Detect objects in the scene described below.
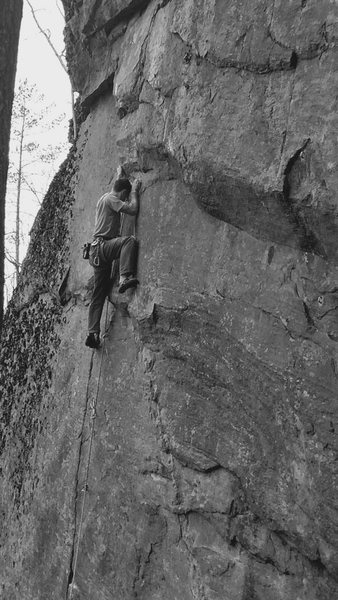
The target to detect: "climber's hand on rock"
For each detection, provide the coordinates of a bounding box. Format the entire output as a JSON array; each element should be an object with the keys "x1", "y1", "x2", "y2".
[
  {"x1": 116, "y1": 165, "x2": 124, "y2": 179},
  {"x1": 132, "y1": 178, "x2": 141, "y2": 193}
]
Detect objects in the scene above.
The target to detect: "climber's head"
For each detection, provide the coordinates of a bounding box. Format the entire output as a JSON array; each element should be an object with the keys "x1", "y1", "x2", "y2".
[{"x1": 113, "y1": 178, "x2": 132, "y2": 201}]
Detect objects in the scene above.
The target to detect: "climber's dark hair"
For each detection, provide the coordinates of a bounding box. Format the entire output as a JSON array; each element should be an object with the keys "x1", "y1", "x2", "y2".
[{"x1": 113, "y1": 178, "x2": 132, "y2": 195}]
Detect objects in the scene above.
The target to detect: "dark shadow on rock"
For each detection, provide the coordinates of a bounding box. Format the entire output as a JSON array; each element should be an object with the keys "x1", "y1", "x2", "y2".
[
  {"x1": 58, "y1": 267, "x2": 72, "y2": 306},
  {"x1": 184, "y1": 150, "x2": 338, "y2": 261},
  {"x1": 83, "y1": 0, "x2": 152, "y2": 37},
  {"x1": 189, "y1": 167, "x2": 302, "y2": 249},
  {"x1": 283, "y1": 140, "x2": 337, "y2": 260}
]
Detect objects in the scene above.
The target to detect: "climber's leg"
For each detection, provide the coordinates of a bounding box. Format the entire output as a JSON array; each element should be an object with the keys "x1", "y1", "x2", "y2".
[
  {"x1": 101, "y1": 236, "x2": 138, "y2": 277},
  {"x1": 87, "y1": 265, "x2": 111, "y2": 336},
  {"x1": 119, "y1": 236, "x2": 138, "y2": 278},
  {"x1": 102, "y1": 236, "x2": 138, "y2": 292}
]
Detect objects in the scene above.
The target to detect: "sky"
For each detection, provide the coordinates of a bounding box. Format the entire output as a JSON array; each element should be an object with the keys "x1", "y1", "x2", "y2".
[
  {"x1": 17, "y1": 0, "x2": 71, "y2": 111},
  {"x1": 5, "y1": 0, "x2": 72, "y2": 304}
]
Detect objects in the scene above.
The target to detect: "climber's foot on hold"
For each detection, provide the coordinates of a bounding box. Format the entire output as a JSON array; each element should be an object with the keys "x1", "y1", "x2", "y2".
[
  {"x1": 118, "y1": 274, "x2": 139, "y2": 294},
  {"x1": 85, "y1": 332, "x2": 100, "y2": 349}
]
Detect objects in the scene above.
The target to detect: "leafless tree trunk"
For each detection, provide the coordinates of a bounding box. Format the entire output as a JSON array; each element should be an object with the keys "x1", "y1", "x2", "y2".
[
  {"x1": 15, "y1": 107, "x2": 26, "y2": 285},
  {"x1": 0, "y1": 0, "x2": 23, "y2": 330}
]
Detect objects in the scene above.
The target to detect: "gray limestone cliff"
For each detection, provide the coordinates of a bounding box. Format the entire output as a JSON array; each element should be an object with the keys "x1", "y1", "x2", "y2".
[{"x1": 1, "y1": 1, "x2": 338, "y2": 599}]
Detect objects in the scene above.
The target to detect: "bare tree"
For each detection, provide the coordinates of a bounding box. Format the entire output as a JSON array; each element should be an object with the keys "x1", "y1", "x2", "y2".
[
  {"x1": 26, "y1": 0, "x2": 77, "y2": 138},
  {"x1": 10, "y1": 81, "x2": 40, "y2": 284},
  {"x1": 6, "y1": 80, "x2": 67, "y2": 292},
  {"x1": 0, "y1": 0, "x2": 23, "y2": 330}
]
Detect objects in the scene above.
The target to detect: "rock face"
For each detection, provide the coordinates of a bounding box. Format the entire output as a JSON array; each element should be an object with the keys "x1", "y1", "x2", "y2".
[{"x1": 1, "y1": 1, "x2": 338, "y2": 599}]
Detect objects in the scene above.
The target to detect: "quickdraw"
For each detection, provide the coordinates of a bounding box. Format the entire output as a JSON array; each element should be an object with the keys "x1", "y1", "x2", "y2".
[{"x1": 89, "y1": 237, "x2": 103, "y2": 268}]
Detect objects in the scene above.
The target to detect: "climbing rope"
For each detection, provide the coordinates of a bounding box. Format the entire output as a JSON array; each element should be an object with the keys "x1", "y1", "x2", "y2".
[{"x1": 68, "y1": 299, "x2": 110, "y2": 599}]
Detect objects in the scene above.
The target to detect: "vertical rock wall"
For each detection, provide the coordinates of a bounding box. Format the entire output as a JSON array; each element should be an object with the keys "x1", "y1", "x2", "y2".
[{"x1": 1, "y1": 1, "x2": 338, "y2": 599}]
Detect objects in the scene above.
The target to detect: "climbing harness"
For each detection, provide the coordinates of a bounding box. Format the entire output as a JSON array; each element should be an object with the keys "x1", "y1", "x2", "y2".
[
  {"x1": 89, "y1": 237, "x2": 103, "y2": 268},
  {"x1": 82, "y1": 238, "x2": 103, "y2": 266},
  {"x1": 82, "y1": 242, "x2": 91, "y2": 260}
]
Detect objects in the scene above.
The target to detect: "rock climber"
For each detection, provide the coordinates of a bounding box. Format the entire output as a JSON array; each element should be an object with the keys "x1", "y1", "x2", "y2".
[{"x1": 85, "y1": 166, "x2": 141, "y2": 349}]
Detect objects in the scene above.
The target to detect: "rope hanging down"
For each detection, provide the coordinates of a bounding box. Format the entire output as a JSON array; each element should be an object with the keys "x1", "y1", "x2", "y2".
[{"x1": 68, "y1": 300, "x2": 109, "y2": 600}]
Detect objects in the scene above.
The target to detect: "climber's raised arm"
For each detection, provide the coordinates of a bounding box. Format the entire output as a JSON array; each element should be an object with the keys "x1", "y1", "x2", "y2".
[{"x1": 119, "y1": 179, "x2": 140, "y2": 216}]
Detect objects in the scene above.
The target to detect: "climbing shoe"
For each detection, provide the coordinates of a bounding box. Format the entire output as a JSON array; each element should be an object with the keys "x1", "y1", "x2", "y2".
[
  {"x1": 118, "y1": 276, "x2": 139, "y2": 294},
  {"x1": 85, "y1": 332, "x2": 100, "y2": 349}
]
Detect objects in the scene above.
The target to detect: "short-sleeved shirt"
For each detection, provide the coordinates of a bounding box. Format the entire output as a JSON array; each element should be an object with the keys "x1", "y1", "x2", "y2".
[{"x1": 93, "y1": 192, "x2": 124, "y2": 239}]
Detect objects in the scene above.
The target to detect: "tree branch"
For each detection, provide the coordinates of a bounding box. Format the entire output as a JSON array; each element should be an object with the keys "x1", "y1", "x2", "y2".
[
  {"x1": 25, "y1": 0, "x2": 78, "y2": 139},
  {"x1": 26, "y1": 0, "x2": 68, "y2": 74},
  {"x1": 56, "y1": 0, "x2": 64, "y2": 19},
  {"x1": 5, "y1": 251, "x2": 21, "y2": 269},
  {"x1": 21, "y1": 174, "x2": 42, "y2": 205}
]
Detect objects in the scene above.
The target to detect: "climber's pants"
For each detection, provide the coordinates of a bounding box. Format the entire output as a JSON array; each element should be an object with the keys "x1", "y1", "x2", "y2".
[{"x1": 88, "y1": 236, "x2": 138, "y2": 334}]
